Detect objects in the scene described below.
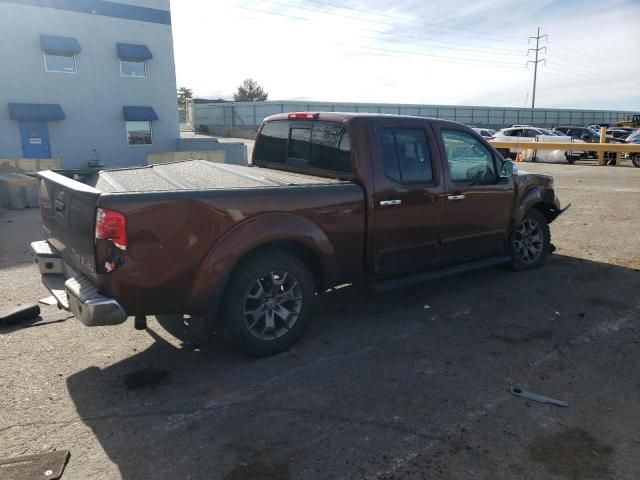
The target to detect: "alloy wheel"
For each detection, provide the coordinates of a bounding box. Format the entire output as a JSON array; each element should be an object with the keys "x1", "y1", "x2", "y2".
[
  {"x1": 243, "y1": 271, "x2": 303, "y2": 340},
  {"x1": 512, "y1": 218, "x2": 544, "y2": 264}
]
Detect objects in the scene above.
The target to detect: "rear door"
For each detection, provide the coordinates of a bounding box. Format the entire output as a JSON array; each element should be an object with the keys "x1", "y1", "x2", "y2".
[
  {"x1": 39, "y1": 171, "x2": 101, "y2": 279},
  {"x1": 434, "y1": 126, "x2": 515, "y2": 261},
  {"x1": 371, "y1": 123, "x2": 446, "y2": 274}
]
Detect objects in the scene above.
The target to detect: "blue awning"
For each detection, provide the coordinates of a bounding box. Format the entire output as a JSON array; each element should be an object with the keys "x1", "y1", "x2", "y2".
[
  {"x1": 123, "y1": 106, "x2": 158, "y2": 121},
  {"x1": 117, "y1": 43, "x2": 152, "y2": 61},
  {"x1": 40, "y1": 34, "x2": 81, "y2": 54},
  {"x1": 8, "y1": 103, "x2": 65, "y2": 121}
]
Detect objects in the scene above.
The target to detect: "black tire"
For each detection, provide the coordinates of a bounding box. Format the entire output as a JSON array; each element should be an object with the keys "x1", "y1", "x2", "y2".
[
  {"x1": 222, "y1": 249, "x2": 315, "y2": 356},
  {"x1": 510, "y1": 209, "x2": 551, "y2": 271},
  {"x1": 632, "y1": 154, "x2": 640, "y2": 168}
]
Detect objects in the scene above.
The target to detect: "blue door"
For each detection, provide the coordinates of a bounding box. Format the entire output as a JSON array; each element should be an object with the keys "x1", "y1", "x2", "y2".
[{"x1": 20, "y1": 121, "x2": 51, "y2": 158}]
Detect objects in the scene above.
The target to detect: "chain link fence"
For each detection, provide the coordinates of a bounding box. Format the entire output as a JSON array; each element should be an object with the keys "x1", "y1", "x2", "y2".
[{"x1": 191, "y1": 100, "x2": 638, "y2": 132}]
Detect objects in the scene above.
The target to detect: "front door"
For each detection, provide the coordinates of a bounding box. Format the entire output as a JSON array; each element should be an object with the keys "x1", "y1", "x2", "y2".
[
  {"x1": 372, "y1": 124, "x2": 446, "y2": 274},
  {"x1": 20, "y1": 121, "x2": 51, "y2": 158},
  {"x1": 435, "y1": 127, "x2": 515, "y2": 261}
]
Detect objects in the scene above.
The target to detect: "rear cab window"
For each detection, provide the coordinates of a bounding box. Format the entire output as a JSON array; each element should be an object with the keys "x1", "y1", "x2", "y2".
[
  {"x1": 376, "y1": 127, "x2": 433, "y2": 183},
  {"x1": 254, "y1": 120, "x2": 352, "y2": 175}
]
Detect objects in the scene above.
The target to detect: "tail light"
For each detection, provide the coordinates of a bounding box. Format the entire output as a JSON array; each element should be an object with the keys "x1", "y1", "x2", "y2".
[
  {"x1": 288, "y1": 112, "x2": 319, "y2": 119},
  {"x1": 95, "y1": 208, "x2": 127, "y2": 250}
]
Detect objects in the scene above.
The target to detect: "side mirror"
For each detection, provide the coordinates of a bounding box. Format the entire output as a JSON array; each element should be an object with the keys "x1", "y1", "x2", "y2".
[{"x1": 500, "y1": 160, "x2": 516, "y2": 178}]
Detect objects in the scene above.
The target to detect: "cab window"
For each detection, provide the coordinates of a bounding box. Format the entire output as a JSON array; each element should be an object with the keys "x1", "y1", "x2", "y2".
[
  {"x1": 376, "y1": 127, "x2": 433, "y2": 183},
  {"x1": 440, "y1": 130, "x2": 496, "y2": 182}
]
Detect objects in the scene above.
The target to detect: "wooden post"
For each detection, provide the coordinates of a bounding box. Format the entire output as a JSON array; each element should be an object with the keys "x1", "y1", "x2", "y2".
[{"x1": 597, "y1": 127, "x2": 607, "y2": 165}]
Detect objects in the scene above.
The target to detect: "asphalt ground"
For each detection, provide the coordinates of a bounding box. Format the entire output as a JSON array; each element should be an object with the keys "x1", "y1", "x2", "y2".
[{"x1": 0, "y1": 162, "x2": 639, "y2": 480}]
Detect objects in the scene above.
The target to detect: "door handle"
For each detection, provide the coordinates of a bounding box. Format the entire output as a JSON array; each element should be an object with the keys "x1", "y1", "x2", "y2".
[
  {"x1": 447, "y1": 194, "x2": 466, "y2": 201},
  {"x1": 379, "y1": 199, "x2": 402, "y2": 207}
]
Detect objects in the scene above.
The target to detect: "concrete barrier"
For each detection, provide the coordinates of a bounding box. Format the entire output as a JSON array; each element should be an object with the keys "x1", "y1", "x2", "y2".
[
  {"x1": 148, "y1": 150, "x2": 226, "y2": 165},
  {"x1": 177, "y1": 138, "x2": 248, "y2": 165},
  {"x1": 0, "y1": 173, "x2": 39, "y2": 209},
  {"x1": 0, "y1": 158, "x2": 60, "y2": 173}
]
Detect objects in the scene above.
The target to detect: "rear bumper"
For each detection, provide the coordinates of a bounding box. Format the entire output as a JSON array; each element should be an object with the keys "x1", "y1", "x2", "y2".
[{"x1": 30, "y1": 240, "x2": 127, "y2": 326}]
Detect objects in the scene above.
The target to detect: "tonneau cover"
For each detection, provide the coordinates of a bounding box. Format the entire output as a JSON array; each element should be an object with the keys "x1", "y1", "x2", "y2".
[{"x1": 87, "y1": 160, "x2": 347, "y2": 193}]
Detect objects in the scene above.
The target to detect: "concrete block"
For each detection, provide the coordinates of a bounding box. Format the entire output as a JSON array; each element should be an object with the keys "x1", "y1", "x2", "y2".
[
  {"x1": 0, "y1": 158, "x2": 60, "y2": 173},
  {"x1": 0, "y1": 173, "x2": 39, "y2": 209}
]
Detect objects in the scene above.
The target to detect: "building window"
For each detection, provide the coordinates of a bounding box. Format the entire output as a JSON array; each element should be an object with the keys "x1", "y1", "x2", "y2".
[
  {"x1": 44, "y1": 52, "x2": 77, "y2": 73},
  {"x1": 120, "y1": 59, "x2": 147, "y2": 78},
  {"x1": 117, "y1": 43, "x2": 152, "y2": 78},
  {"x1": 126, "y1": 121, "x2": 152, "y2": 145}
]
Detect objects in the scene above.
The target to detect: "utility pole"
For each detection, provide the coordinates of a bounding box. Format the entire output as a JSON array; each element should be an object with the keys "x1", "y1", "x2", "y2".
[{"x1": 527, "y1": 27, "x2": 547, "y2": 109}]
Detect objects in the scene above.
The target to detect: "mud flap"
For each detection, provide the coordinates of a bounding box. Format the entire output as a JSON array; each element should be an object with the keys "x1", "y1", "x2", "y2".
[{"x1": 548, "y1": 203, "x2": 571, "y2": 223}]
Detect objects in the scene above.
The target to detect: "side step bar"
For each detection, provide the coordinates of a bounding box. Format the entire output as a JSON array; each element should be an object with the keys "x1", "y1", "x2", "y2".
[{"x1": 372, "y1": 255, "x2": 511, "y2": 293}]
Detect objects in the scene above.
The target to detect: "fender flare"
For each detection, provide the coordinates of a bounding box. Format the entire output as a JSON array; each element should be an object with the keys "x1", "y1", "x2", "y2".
[
  {"x1": 513, "y1": 186, "x2": 560, "y2": 225},
  {"x1": 187, "y1": 212, "x2": 336, "y2": 314}
]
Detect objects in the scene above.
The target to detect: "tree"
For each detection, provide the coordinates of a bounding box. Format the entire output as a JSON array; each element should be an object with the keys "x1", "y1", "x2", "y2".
[
  {"x1": 233, "y1": 78, "x2": 268, "y2": 102},
  {"x1": 177, "y1": 87, "x2": 193, "y2": 107}
]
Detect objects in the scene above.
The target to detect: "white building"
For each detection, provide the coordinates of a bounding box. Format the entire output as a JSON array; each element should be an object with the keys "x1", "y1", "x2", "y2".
[{"x1": 0, "y1": 0, "x2": 179, "y2": 168}]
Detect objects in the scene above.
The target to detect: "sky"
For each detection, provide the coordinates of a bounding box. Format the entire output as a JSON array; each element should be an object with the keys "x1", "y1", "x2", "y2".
[{"x1": 170, "y1": 0, "x2": 640, "y2": 110}]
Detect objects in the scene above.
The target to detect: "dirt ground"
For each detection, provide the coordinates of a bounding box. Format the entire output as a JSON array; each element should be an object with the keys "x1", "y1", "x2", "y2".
[{"x1": 0, "y1": 162, "x2": 639, "y2": 480}]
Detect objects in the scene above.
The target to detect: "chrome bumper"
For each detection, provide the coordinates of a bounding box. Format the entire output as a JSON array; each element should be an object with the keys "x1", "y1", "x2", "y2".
[{"x1": 30, "y1": 240, "x2": 127, "y2": 326}]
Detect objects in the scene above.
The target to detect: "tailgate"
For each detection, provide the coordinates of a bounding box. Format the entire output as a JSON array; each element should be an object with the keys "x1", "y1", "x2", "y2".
[{"x1": 38, "y1": 170, "x2": 101, "y2": 279}]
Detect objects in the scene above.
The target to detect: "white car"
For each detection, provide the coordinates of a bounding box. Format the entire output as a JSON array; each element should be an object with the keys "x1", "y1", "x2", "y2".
[
  {"x1": 492, "y1": 126, "x2": 585, "y2": 164},
  {"x1": 472, "y1": 127, "x2": 496, "y2": 139}
]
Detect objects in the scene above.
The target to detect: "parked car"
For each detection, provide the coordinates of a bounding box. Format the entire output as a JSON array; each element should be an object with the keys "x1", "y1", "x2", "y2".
[
  {"x1": 626, "y1": 129, "x2": 640, "y2": 143},
  {"x1": 607, "y1": 128, "x2": 634, "y2": 140},
  {"x1": 624, "y1": 129, "x2": 640, "y2": 167},
  {"x1": 493, "y1": 126, "x2": 582, "y2": 163},
  {"x1": 32, "y1": 113, "x2": 569, "y2": 356},
  {"x1": 472, "y1": 127, "x2": 496, "y2": 139},
  {"x1": 553, "y1": 126, "x2": 598, "y2": 141},
  {"x1": 553, "y1": 126, "x2": 606, "y2": 158}
]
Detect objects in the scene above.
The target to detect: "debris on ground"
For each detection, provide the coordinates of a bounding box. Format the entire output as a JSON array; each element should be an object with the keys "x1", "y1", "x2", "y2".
[
  {"x1": 0, "y1": 304, "x2": 40, "y2": 326},
  {"x1": 38, "y1": 296, "x2": 58, "y2": 306},
  {"x1": 0, "y1": 450, "x2": 70, "y2": 479},
  {"x1": 511, "y1": 387, "x2": 568, "y2": 407}
]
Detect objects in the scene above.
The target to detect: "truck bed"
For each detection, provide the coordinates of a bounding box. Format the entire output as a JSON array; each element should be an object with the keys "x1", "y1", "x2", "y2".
[
  {"x1": 38, "y1": 160, "x2": 365, "y2": 313},
  {"x1": 87, "y1": 160, "x2": 347, "y2": 193}
]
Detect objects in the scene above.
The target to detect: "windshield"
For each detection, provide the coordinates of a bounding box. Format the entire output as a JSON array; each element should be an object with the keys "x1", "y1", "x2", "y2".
[{"x1": 627, "y1": 129, "x2": 640, "y2": 141}]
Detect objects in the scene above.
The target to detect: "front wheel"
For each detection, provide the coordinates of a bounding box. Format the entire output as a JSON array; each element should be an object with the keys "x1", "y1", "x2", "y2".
[
  {"x1": 632, "y1": 154, "x2": 640, "y2": 168},
  {"x1": 222, "y1": 249, "x2": 315, "y2": 356},
  {"x1": 510, "y1": 209, "x2": 551, "y2": 270}
]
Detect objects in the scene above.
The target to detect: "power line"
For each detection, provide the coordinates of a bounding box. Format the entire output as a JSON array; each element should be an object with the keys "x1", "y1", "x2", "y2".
[
  {"x1": 302, "y1": 0, "x2": 527, "y2": 43},
  {"x1": 546, "y1": 50, "x2": 627, "y2": 74},
  {"x1": 538, "y1": 68, "x2": 637, "y2": 88},
  {"x1": 543, "y1": 63, "x2": 611, "y2": 83},
  {"x1": 331, "y1": 41, "x2": 527, "y2": 68},
  {"x1": 354, "y1": 32, "x2": 525, "y2": 58},
  {"x1": 248, "y1": 0, "x2": 528, "y2": 45},
  {"x1": 547, "y1": 40, "x2": 628, "y2": 71},
  {"x1": 225, "y1": 2, "x2": 526, "y2": 58},
  {"x1": 360, "y1": 29, "x2": 525, "y2": 55}
]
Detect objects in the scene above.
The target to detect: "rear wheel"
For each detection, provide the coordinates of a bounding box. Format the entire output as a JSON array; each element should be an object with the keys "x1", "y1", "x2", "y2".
[
  {"x1": 632, "y1": 154, "x2": 640, "y2": 168},
  {"x1": 510, "y1": 209, "x2": 551, "y2": 270},
  {"x1": 222, "y1": 249, "x2": 315, "y2": 356}
]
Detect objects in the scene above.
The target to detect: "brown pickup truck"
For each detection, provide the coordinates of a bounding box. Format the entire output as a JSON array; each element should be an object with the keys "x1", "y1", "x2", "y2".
[{"x1": 32, "y1": 112, "x2": 569, "y2": 355}]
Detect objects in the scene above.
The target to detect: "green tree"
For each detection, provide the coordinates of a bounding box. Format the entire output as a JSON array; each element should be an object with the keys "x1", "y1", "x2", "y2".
[
  {"x1": 233, "y1": 78, "x2": 268, "y2": 102},
  {"x1": 177, "y1": 87, "x2": 193, "y2": 107}
]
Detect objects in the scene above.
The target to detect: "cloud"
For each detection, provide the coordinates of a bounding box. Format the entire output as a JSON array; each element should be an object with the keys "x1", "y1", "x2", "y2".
[{"x1": 171, "y1": 0, "x2": 640, "y2": 110}]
